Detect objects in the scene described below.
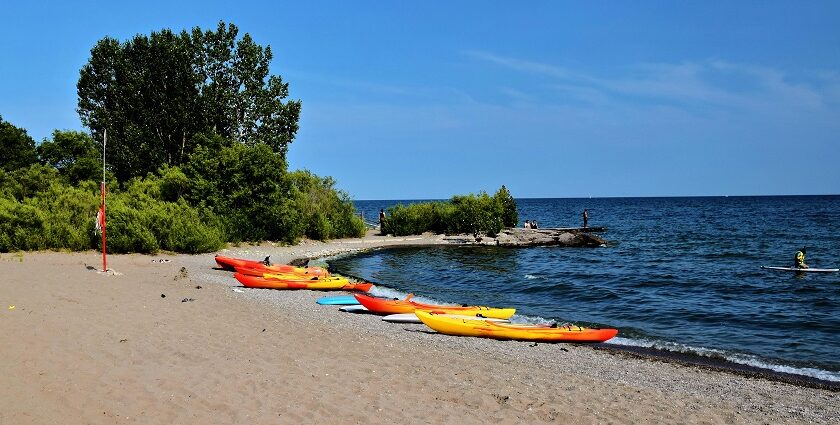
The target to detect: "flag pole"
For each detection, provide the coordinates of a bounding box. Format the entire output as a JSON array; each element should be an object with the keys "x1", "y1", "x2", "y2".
[{"x1": 101, "y1": 129, "x2": 107, "y2": 272}]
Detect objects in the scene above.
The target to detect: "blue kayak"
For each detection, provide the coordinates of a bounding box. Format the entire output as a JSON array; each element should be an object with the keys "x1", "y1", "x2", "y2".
[{"x1": 316, "y1": 295, "x2": 361, "y2": 305}]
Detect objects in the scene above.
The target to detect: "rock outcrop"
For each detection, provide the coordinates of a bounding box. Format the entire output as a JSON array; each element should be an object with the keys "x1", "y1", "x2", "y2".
[{"x1": 443, "y1": 228, "x2": 606, "y2": 247}]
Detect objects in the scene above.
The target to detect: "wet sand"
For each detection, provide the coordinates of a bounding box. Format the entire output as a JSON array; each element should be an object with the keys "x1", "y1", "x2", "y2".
[{"x1": 1, "y1": 232, "x2": 837, "y2": 424}]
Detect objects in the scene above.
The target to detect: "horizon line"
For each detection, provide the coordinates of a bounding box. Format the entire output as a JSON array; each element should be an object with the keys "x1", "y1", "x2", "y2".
[{"x1": 352, "y1": 193, "x2": 840, "y2": 202}]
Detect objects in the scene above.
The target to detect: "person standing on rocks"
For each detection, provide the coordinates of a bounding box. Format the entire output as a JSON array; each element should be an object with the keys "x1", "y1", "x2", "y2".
[
  {"x1": 583, "y1": 209, "x2": 589, "y2": 228},
  {"x1": 379, "y1": 209, "x2": 387, "y2": 235}
]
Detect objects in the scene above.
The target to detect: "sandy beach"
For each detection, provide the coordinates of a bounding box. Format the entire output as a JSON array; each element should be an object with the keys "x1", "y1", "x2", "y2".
[{"x1": 1, "y1": 232, "x2": 837, "y2": 424}]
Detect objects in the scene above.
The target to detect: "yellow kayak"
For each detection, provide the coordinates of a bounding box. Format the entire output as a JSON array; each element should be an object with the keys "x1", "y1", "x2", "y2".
[
  {"x1": 261, "y1": 272, "x2": 350, "y2": 285},
  {"x1": 354, "y1": 293, "x2": 515, "y2": 319},
  {"x1": 234, "y1": 273, "x2": 349, "y2": 290},
  {"x1": 415, "y1": 311, "x2": 618, "y2": 343}
]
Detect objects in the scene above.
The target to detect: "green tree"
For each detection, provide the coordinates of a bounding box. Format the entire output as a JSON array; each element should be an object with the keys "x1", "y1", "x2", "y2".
[
  {"x1": 493, "y1": 185, "x2": 519, "y2": 228},
  {"x1": 183, "y1": 138, "x2": 299, "y2": 242},
  {"x1": 77, "y1": 22, "x2": 301, "y2": 181},
  {"x1": 0, "y1": 115, "x2": 38, "y2": 172},
  {"x1": 191, "y1": 23, "x2": 301, "y2": 154},
  {"x1": 37, "y1": 130, "x2": 101, "y2": 184}
]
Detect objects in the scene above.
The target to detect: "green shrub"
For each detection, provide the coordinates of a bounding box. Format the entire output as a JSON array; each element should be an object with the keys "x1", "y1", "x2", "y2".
[
  {"x1": 183, "y1": 140, "x2": 293, "y2": 242},
  {"x1": 385, "y1": 202, "x2": 453, "y2": 236},
  {"x1": 289, "y1": 170, "x2": 366, "y2": 241},
  {"x1": 158, "y1": 165, "x2": 190, "y2": 202},
  {"x1": 144, "y1": 199, "x2": 224, "y2": 253},
  {"x1": 448, "y1": 192, "x2": 504, "y2": 236},
  {"x1": 1, "y1": 129, "x2": 370, "y2": 252},
  {"x1": 494, "y1": 185, "x2": 519, "y2": 228},
  {"x1": 184, "y1": 142, "x2": 365, "y2": 243},
  {"x1": 105, "y1": 177, "x2": 224, "y2": 254},
  {"x1": 33, "y1": 183, "x2": 99, "y2": 250},
  {"x1": 0, "y1": 198, "x2": 47, "y2": 251},
  {"x1": 0, "y1": 182, "x2": 100, "y2": 252},
  {"x1": 0, "y1": 164, "x2": 63, "y2": 201},
  {"x1": 100, "y1": 199, "x2": 158, "y2": 253},
  {"x1": 385, "y1": 186, "x2": 517, "y2": 237}
]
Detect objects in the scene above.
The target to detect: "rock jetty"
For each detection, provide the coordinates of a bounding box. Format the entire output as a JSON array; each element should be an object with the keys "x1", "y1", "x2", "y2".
[{"x1": 443, "y1": 227, "x2": 606, "y2": 247}]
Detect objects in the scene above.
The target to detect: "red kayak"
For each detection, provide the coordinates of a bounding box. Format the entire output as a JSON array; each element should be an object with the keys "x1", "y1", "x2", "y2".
[{"x1": 214, "y1": 255, "x2": 327, "y2": 275}]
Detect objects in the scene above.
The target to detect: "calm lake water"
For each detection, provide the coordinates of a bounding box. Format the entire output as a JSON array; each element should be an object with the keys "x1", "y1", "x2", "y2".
[{"x1": 342, "y1": 196, "x2": 840, "y2": 382}]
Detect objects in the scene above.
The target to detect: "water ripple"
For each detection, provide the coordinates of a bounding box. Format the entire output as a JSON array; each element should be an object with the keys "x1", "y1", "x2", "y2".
[{"x1": 344, "y1": 196, "x2": 840, "y2": 379}]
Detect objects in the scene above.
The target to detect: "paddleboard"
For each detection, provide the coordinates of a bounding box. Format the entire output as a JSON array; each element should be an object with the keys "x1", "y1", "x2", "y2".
[
  {"x1": 339, "y1": 305, "x2": 370, "y2": 313},
  {"x1": 761, "y1": 266, "x2": 839, "y2": 273},
  {"x1": 382, "y1": 313, "x2": 511, "y2": 324},
  {"x1": 317, "y1": 295, "x2": 360, "y2": 305}
]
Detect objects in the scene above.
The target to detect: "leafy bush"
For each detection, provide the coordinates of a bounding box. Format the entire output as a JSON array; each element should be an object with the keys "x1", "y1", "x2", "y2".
[
  {"x1": 158, "y1": 165, "x2": 190, "y2": 202},
  {"x1": 385, "y1": 202, "x2": 454, "y2": 236},
  {"x1": 0, "y1": 164, "x2": 63, "y2": 201},
  {"x1": 0, "y1": 170, "x2": 224, "y2": 254},
  {"x1": 184, "y1": 140, "x2": 365, "y2": 243},
  {"x1": 0, "y1": 198, "x2": 46, "y2": 251},
  {"x1": 103, "y1": 199, "x2": 160, "y2": 253},
  {"x1": 183, "y1": 139, "x2": 291, "y2": 242},
  {"x1": 448, "y1": 193, "x2": 503, "y2": 236},
  {"x1": 105, "y1": 176, "x2": 225, "y2": 254},
  {"x1": 494, "y1": 185, "x2": 519, "y2": 228},
  {"x1": 385, "y1": 186, "x2": 518, "y2": 237},
  {"x1": 32, "y1": 183, "x2": 100, "y2": 250},
  {"x1": 0, "y1": 178, "x2": 98, "y2": 252},
  {"x1": 1, "y1": 128, "x2": 369, "y2": 252},
  {"x1": 289, "y1": 170, "x2": 366, "y2": 241}
]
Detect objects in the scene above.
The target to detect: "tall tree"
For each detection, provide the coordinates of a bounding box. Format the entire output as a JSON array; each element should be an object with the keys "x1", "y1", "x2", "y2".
[
  {"x1": 37, "y1": 130, "x2": 101, "y2": 184},
  {"x1": 0, "y1": 115, "x2": 38, "y2": 172},
  {"x1": 77, "y1": 22, "x2": 301, "y2": 181}
]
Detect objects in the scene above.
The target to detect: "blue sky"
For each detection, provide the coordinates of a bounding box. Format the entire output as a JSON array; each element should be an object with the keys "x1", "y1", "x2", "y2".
[{"x1": 2, "y1": 1, "x2": 839, "y2": 199}]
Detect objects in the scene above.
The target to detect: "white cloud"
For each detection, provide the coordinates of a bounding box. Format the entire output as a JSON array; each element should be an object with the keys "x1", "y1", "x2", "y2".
[
  {"x1": 465, "y1": 50, "x2": 838, "y2": 117},
  {"x1": 463, "y1": 50, "x2": 580, "y2": 80}
]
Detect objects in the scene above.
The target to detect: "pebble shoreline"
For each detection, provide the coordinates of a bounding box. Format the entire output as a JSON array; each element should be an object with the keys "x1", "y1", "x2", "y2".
[{"x1": 187, "y1": 232, "x2": 839, "y2": 424}]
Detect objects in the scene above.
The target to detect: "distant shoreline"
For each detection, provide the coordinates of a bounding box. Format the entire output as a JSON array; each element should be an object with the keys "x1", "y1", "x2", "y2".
[{"x1": 354, "y1": 194, "x2": 840, "y2": 202}]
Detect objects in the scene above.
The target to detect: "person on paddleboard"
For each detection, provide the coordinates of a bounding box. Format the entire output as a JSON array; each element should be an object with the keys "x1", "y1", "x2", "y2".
[{"x1": 794, "y1": 248, "x2": 808, "y2": 269}]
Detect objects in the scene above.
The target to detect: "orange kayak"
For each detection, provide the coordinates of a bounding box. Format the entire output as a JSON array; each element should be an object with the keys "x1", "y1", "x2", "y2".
[
  {"x1": 215, "y1": 255, "x2": 327, "y2": 275},
  {"x1": 234, "y1": 273, "x2": 372, "y2": 292},
  {"x1": 341, "y1": 282, "x2": 374, "y2": 292},
  {"x1": 353, "y1": 293, "x2": 515, "y2": 319},
  {"x1": 234, "y1": 265, "x2": 326, "y2": 277}
]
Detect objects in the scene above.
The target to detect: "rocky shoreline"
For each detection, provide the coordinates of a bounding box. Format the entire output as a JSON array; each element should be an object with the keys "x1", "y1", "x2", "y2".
[{"x1": 443, "y1": 227, "x2": 607, "y2": 247}]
